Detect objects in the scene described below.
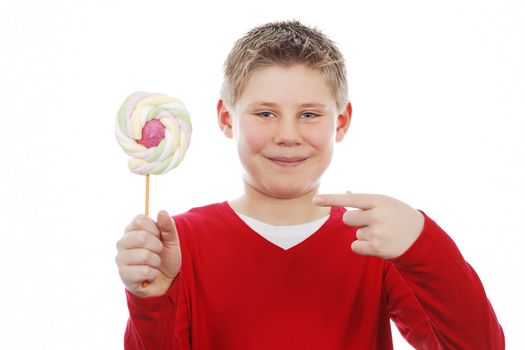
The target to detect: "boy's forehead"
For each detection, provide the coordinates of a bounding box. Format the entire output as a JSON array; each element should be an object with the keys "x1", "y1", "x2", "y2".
[
  {"x1": 235, "y1": 64, "x2": 337, "y2": 110},
  {"x1": 246, "y1": 101, "x2": 329, "y2": 109}
]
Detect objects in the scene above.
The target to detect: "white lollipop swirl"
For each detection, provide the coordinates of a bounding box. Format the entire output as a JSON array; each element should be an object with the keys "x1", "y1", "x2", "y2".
[{"x1": 115, "y1": 91, "x2": 192, "y2": 175}]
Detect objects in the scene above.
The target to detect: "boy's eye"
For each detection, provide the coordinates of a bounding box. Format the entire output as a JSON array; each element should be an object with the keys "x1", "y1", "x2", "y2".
[
  {"x1": 302, "y1": 112, "x2": 319, "y2": 119},
  {"x1": 257, "y1": 111, "x2": 274, "y2": 118},
  {"x1": 256, "y1": 111, "x2": 319, "y2": 119}
]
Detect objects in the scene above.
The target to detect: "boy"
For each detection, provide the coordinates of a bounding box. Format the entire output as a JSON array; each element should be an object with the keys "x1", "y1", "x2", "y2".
[{"x1": 116, "y1": 20, "x2": 504, "y2": 349}]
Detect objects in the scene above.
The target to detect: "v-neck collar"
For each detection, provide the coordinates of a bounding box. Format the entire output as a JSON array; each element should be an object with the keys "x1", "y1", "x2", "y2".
[{"x1": 219, "y1": 201, "x2": 342, "y2": 254}]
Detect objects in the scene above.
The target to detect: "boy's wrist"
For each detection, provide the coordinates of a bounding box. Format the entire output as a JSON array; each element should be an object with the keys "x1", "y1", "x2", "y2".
[
  {"x1": 387, "y1": 209, "x2": 436, "y2": 268},
  {"x1": 126, "y1": 287, "x2": 170, "y2": 312}
]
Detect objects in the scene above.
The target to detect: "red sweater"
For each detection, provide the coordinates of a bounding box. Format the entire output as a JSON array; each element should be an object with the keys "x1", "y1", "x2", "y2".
[{"x1": 124, "y1": 202, "x2": 504, "y2": 349}]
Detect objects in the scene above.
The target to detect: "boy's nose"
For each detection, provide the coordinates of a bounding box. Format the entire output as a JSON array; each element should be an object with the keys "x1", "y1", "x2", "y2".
[{"x1": 274, "y1": 118, "x2": 302, "y2": 146}]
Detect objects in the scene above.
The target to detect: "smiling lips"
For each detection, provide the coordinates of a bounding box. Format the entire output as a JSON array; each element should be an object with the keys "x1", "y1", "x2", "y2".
[{"x1": 266, "y1": 156, "x2": 307, "y2": 167}]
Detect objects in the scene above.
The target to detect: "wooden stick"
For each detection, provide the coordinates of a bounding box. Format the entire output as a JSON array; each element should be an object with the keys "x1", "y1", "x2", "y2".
[
  {"x1": 142, "y1": 174, "x2": 150, "y2": 289},
  {"x1": 145, "y1": 174, "x2": 150, "y2": 217}
]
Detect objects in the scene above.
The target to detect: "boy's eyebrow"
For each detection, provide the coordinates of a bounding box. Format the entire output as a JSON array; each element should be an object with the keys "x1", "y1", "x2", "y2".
[{"x1": 248, "y1": 101, "x2": 327, "y2": 108}]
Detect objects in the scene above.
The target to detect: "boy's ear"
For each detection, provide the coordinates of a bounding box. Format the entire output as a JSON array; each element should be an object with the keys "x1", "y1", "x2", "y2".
[
  {"x1": 335, "y1": 101, "x2": 352, "y2": 142},
  {"x1": 217, "y1": 99, "x2": 233, "y2": 139}
]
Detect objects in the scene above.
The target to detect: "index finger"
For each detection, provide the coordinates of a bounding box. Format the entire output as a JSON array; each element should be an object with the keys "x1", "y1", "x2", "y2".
[
  {"x1": 125, "y1": 214, "x2": 161, "y2": 238},
  {"x1": 313, "y1": 193, "x2": 378, "y2": 210}
]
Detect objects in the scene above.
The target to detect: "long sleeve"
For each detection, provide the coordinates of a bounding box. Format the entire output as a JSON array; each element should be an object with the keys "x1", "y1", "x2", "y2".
[
  {"x1": 124, "y1": 274, "x2": 191, "y2": 350},
  {"x1": 121, "y1": 202, "x2": 505, "y2": 349},
  {"x1": 386, "y1": 210, "x2": 505, "y2": 349}
]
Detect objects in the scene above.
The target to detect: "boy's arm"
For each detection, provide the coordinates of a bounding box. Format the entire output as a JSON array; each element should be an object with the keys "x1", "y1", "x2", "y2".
[
  {"x1": 116, "y1": 212, "x2": 190, "y2": 349},
  {"x1": 385, "y1": 210, "x2": 505, "y2": 349},
  {"x1": 124, "y1": 274, "x2": 191, "y2": 350},
  {"x1": 314, "y1": 193, "x2": 504, "y2": 349}
]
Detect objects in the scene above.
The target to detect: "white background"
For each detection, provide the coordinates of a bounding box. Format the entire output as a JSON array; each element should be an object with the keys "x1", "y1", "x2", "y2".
[{"x1": 0, "y1": 0, "x2": 523, "y2": 348}]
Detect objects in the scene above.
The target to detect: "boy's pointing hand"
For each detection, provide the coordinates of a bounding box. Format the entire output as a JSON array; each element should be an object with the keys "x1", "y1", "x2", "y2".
[{"x1": 313, "y1": 192, "x2": 425, "y2": 259}]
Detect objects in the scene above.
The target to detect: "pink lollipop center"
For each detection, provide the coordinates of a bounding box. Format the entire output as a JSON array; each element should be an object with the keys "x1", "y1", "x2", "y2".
[{"x1": 137, "y1": 119, "x2": 166, "y2": 148}]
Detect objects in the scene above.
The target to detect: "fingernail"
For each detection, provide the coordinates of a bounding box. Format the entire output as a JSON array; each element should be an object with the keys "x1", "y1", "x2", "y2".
[{"x1": 313, "y1": 195, "x2": 325, "y2": 205}]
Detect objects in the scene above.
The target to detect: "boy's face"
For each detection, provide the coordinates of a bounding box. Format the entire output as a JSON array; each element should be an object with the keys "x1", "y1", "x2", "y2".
[{"x1": 218, "y1": 64, "x2": 351, "y2": 199}]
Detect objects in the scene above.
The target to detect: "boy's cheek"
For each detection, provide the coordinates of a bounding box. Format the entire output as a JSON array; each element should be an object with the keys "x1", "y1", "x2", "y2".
[
  {"x1": 305, "y1": 129, "x2": 334, "y2": 149},
  {"x1": 239, "y1": 128, "x2": 269, "y2": 148}
]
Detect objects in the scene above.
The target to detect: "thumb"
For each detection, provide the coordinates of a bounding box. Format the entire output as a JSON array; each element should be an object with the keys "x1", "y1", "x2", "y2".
[{"x1": 157, "y1": 210, "x2": 179, "y2": 245}]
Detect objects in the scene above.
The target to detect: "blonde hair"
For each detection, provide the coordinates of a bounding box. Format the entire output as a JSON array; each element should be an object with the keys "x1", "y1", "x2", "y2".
[{"x1": 220, "y1": 19, "x2": 348, "y2": 111}]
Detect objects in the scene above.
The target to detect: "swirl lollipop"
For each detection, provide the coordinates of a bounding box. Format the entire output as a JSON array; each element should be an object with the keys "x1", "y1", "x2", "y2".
[{"x1": 115, "y1": 91, "x2": 192, "y2": 216}]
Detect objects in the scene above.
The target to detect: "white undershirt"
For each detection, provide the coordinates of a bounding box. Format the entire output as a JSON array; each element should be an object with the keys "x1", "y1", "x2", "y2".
[{"x1": 236, "y1": 213, "x2": 330, "y2": 250}]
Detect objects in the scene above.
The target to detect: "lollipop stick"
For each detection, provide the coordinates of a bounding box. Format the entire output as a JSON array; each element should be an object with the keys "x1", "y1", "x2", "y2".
[
  {"x1": 145, "y1": 174, "x2": 150, "y2": 217},
  {"x1": 142, "y1": 174, "x2": 150, "y2": 289}
]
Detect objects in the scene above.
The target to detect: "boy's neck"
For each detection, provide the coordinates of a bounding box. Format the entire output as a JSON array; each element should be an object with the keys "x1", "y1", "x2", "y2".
[{"x1": 228, "y1": 182, "x2": 331, "y2": 226}]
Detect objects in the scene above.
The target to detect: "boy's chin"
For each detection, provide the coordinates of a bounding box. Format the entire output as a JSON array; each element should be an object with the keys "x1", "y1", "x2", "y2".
[
  {"x1": 259, "y1": 184, "x2": 319, "y2": 200},
  {"x1": 243, "y1": 175, "x2": 321, "y2": 200}
]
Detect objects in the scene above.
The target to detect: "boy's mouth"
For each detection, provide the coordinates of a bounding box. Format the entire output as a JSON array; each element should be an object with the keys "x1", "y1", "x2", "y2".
[{"x1": 266, "y1": 156, "x2": 307, "y2": 167}]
